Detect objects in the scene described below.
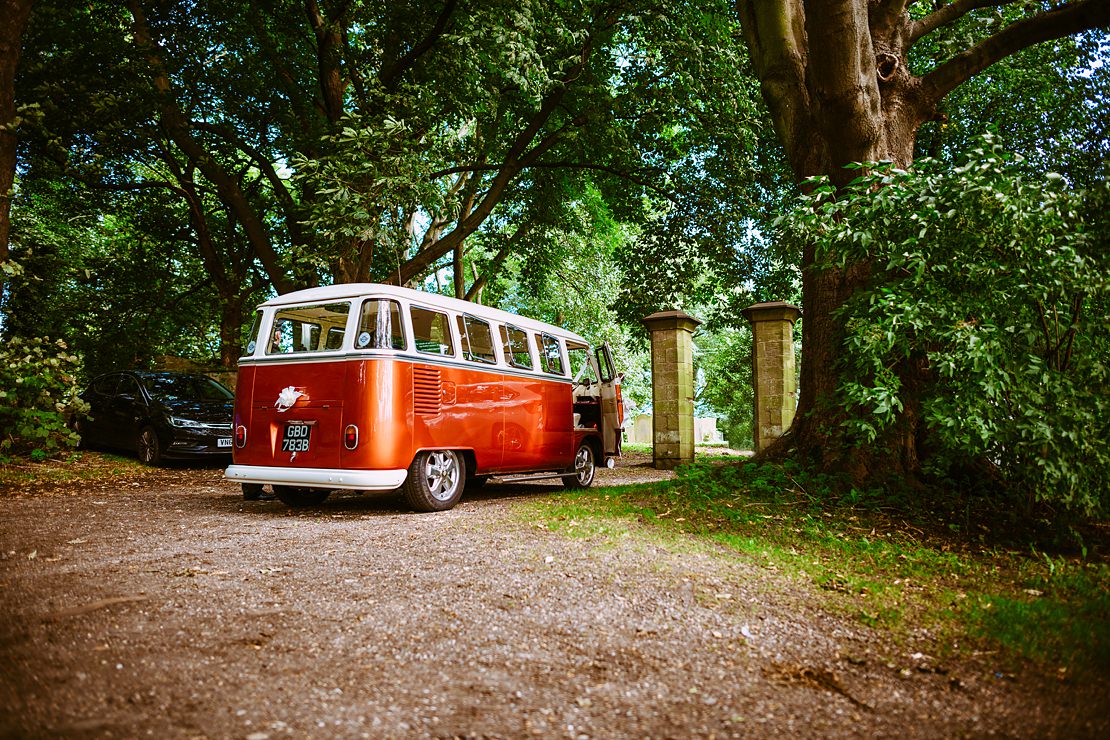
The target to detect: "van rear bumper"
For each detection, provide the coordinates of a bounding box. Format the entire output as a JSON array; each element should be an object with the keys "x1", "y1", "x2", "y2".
[{"x1": 225, "y1": 464, "x2": 407, "y2": 491}]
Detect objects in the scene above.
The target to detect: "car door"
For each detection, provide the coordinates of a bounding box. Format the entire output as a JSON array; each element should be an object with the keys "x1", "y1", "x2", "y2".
[
  {"x1": 595, "y1": 343, "x2": 624, "y2": 457},
  {"x1": 110, "y1": 375, "x2": 148, "y2": 449},
  {"x1": 82, "y1": 374, "x2": 122, "y2": 446}
]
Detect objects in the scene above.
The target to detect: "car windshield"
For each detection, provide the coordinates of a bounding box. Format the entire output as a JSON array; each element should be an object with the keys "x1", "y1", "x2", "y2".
[{"x1": 140, "y1": 375, "x2": 233, "y2": 402}]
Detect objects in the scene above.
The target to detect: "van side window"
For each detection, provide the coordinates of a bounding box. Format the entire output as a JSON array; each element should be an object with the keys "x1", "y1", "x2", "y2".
[
  {"x1": 500, "y1": 324, "x2": 533, "y2": 370},
  {"x1": 268, "y1": 302, "x2": 350, "y2": 354},
  {"x1": 411, "y1": 306, "x2": 454, "y2": 356},
  {"x1": 540, "y1": 334, "x2": 565, "y2": 375},
  {"x1": 357, "y1": 299, "x2": 405, "y2": 350},
  {"x1": 457, "y1": 315, "x2": 496, "y2": 364}
]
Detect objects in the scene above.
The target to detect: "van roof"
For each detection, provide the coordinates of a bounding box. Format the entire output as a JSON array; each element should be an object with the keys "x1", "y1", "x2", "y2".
[{"x1": 259, "y1": 283, "x2": 589, "y2": 344}]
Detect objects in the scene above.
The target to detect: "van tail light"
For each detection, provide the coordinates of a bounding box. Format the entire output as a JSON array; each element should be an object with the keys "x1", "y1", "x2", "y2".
[
  {"x1": 344, "y1": 424, "x2": 359, "y2": 450},
  {"x1": 235, "y1": 425, "x2": 247, "y2": 448}
]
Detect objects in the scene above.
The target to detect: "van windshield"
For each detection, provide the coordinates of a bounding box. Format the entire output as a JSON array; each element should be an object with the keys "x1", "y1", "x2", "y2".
[{"x1": 267, "y1": 302, "x2": 350, "y2": 354}]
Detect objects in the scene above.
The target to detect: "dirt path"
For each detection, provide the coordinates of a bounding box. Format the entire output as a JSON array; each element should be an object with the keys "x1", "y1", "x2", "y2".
[{"x1": 1, "y1": 462, "x2": 1105, "y2": 738}]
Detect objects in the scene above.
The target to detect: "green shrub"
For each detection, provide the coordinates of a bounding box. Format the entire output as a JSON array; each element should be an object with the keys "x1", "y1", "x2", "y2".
[
  {"x1": 780, "y1": 138, "x2": 1110, "y2": 517},
  {"x1": 0, "y1": 336, "x2": 88, "y2": 461}
]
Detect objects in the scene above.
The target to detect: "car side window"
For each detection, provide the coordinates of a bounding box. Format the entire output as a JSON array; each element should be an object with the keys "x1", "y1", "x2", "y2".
[
  {"x1": 117, "y1": 376, "x2": 142, "y2": 399},
  {"x1": 91, "y1": 375, "x2": 120, "y2": 395}
]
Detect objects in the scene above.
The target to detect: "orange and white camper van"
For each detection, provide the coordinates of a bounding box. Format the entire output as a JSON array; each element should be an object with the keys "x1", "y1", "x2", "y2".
[{"x1": 225, "y1": 284, "x2": 623, "y2": 511}]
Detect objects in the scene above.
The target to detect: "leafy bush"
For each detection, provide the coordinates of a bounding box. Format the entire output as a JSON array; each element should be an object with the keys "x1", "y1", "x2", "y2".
[
  {"x1": 0, "y1": 336, "x2": 88, "y2": 461},
  {"x1": 781, "y1": 139, "x2": 1110, "y2": 516}
]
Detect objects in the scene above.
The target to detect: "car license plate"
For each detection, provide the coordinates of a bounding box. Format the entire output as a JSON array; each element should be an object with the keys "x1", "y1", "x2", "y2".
[
  {"x1": 282, "y1": 423, "x2": 311, "y2": 453},
  {"x1": 217, "y1": 437, "x2": 232, "y2": 448}
]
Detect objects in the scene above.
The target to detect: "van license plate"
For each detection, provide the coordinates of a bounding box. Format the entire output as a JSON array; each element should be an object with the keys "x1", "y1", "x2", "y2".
[
  {"x1": 217, "y1": 437, "x2": 232, "y2": 448},
  {"x1": 282, "y1": 424, "x2": 312, "y2": 453}
]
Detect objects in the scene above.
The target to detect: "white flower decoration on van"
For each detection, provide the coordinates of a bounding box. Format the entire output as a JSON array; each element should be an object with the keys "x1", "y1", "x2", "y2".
[{"x1": 274, "y1": 386, "x2": 305, "y2": 413}]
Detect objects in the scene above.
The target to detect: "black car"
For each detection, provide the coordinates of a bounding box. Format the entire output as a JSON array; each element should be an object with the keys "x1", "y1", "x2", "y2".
[{"x1": 74, "y1": 371, "x2": 235, "y2": 465}]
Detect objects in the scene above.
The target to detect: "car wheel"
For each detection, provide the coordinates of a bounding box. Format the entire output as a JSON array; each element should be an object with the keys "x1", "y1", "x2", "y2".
[
  {"x1": 242, "y1": 483, "x2": 264, "y2": 501},
  {"x1": 563, "y1": 442, "x2": 596, "y2": 489},
  {"x1": 273, "y1": 486, "x2": 330, "y2": 507},
  {"x1": 137, "y1": 426, "x2": 163, "y2": 466},
  {"x1": 402, "y1": 450, "x2": 465, "y2": 512}
]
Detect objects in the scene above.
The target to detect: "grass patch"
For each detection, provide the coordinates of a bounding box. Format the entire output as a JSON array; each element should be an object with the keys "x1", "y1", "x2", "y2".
[
  {"x1": 0, "y1": 451, "x2": 152, "y2": 491},
  {"x1": 520, "y1": 459, "x2": 1110, "y2": 675}
]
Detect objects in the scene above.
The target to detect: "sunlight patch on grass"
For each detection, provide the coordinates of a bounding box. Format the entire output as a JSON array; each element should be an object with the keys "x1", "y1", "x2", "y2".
[{"x1": 516, "y1": 459, "x2": 1110, "y2": 675}]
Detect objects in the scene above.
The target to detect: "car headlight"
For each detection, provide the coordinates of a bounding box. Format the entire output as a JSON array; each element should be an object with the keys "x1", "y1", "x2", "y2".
[{"x1": 169, "y1": 416, "x2": 206, "y2": 429}]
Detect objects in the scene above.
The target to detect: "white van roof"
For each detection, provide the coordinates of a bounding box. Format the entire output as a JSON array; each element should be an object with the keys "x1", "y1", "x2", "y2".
[{"x1": 259, "y1": 283, "x2": 589, "y2": 344}]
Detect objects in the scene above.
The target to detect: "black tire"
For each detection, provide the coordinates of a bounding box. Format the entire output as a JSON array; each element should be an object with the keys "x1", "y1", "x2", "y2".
[
  {"x1": 242, "y1": 483, "x2": 264, "y2": 501},
  {"x1": 563, "y1": 442, "x2": 596, "y2": 489},
  {"x1": 273, "y1": 486, "x2": 330, "y2": 507},
  {"x1": 402, "y1": 449, "x2": 465, "y2": 512},
  {"x1": 137, "y1": 426, "x2": 163, "y2": 466}
]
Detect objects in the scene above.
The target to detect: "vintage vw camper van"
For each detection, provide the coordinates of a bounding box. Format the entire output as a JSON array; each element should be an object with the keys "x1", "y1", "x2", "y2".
[{"x1": 225, "y1": 284, "x2": 623, "y2": 511}]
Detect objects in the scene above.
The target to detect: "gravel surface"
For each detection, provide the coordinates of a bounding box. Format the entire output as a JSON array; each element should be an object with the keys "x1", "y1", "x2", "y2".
[{"x1": 1, "y1": 457, "x2": 1107, "y2": 738}]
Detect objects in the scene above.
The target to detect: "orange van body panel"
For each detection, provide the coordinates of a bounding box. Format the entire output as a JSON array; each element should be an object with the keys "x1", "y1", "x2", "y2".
[{"x1": 233, "y1": 357, "x2": 577, "y2": 476}]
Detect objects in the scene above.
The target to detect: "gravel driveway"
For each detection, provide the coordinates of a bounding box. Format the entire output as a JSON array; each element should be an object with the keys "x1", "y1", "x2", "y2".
[{"x1": 1, "y1": 460, "x2": 1106, "y2": 738}]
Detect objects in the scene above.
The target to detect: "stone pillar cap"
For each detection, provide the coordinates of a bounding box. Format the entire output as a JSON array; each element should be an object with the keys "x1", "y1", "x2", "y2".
[
  {"x1": 742, "y1": 301, "x2": 802, "y2": 323},
  {"x1": 642, "y1": 309, "x2": 702, "y2": 333}
]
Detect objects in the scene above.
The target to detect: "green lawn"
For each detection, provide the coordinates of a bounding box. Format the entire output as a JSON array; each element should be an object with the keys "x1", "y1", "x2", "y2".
[{"x1": 520, "y1": 459, "x2": 1110, "y2": 676}]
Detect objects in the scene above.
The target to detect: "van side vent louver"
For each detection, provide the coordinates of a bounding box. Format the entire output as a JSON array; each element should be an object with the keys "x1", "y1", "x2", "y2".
[{"x1": 413, "y1": 366, "x2": 442, "y2": 415}]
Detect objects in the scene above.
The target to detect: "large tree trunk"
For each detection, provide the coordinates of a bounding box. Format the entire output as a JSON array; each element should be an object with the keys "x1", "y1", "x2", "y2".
[
  {"x1": 736, "y1": 0, "x2": 1110, "y2": 485},
  {"x1": 0, "y1": 0, "x2": 34, "y2": 266}
]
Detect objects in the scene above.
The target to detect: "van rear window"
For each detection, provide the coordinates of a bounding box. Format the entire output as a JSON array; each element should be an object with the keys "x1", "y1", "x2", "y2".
[
  {"x1": 267, "y1": 302, "x2": 350, "y2": 355},
  {"x1": 357, "y1": 299, "x2": 405, "y2": 350}
]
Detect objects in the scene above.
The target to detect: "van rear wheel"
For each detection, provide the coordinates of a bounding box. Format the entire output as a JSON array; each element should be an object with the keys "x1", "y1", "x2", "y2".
[
  {"x1": 564, "y1": 442, "x2": 596, "y2": 489},
  {"x1": 403, "y1": 450, "x2": 465, "y2": 512},
  {"x1": 273, "y1": 486, "x2": 330, "y2": 507}
]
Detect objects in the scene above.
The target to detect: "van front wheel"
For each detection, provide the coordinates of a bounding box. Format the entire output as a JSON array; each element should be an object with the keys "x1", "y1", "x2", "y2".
[
  {"x1": 403, "y1": 450, "x2": 465, "y2": 512},
  {"x1": 564, "y1": 442, "x2": 596, "y2": 489}
]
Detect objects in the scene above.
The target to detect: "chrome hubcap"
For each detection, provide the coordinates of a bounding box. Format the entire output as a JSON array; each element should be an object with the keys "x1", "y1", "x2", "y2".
[
  {"x1": 425, "y1": 451, "x2": 460, "y2": 501},
  {"x1": 574, "y1": 446, "x2": 594, "y2": 485}
]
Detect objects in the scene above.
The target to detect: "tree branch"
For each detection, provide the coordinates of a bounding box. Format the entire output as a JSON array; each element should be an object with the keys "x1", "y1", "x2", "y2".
[
  {"x1": 921, "y1": 0, "x2": 1110, "y2": 106},
  {"x1": 380, "y1": 0, "x2": 458, "y2": 91},
  {"x1": 909, "y1": 0, "x2": 1017, "y2": 45},
  {"x1": 734, "y1": 0, "x2": 816, "y2": 178},
  {"x1": 128, "y1": 0, "x2": 295, "y2": 294},
  {"x1": 191, "y1": 122, "x2": 307, "y2": 248},
  {"x1": 464, "y1": 222, "x2": 532, "y2": 302},
  {"x1": 304, "y1": 0, "x2": 347, "y2": 124}
]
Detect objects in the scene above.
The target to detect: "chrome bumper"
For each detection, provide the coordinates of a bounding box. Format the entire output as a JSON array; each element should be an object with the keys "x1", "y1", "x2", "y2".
[{"x1": 224, "y1": 464, "x2": 407, "y2": 491}]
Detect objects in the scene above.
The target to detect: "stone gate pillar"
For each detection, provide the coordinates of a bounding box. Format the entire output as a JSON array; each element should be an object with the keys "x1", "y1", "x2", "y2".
[
  {"x1": 642, "y1": 310, "x2": 701, "y2": 470},
  {"x1": 742, "y1": 301, "x2": 802, "y2": 452}
]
